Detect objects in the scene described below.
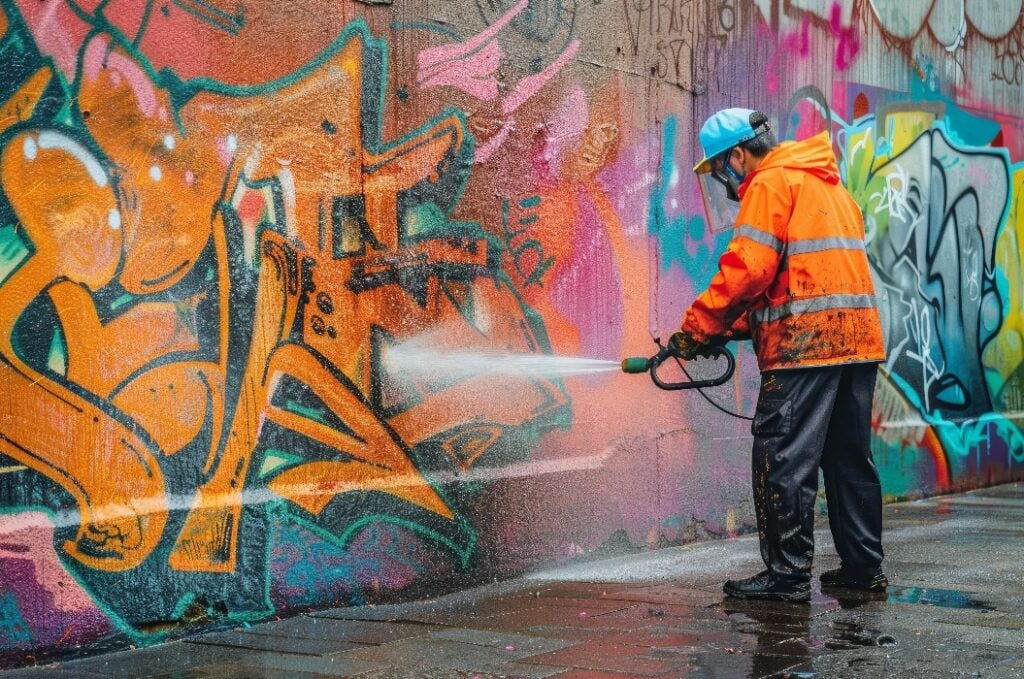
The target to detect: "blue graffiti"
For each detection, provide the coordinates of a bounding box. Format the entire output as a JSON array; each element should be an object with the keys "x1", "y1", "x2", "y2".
[
  {"x1": 650, "y1": 116, "x2": 732, "y2": 290},
  {"x1": 0, "y1": 593, "x2": 31, "y2": 648}
]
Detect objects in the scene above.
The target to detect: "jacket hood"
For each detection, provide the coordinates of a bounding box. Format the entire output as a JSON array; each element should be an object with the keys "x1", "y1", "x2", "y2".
[{"x1": 739, "y1": 131, "x2": 840, "y2": 196}]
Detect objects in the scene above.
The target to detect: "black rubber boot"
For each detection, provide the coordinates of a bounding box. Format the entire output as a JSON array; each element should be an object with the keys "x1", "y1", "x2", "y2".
[
  {"x1": 820, "y1": 566, "x2": 888, "y2": 591},
  {"x1": 723, "y1": 570, "x2": 811, "y2": 602}
]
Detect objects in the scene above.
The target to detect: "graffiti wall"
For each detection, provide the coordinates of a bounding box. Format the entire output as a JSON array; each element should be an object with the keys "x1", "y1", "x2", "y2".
[{"x1": 0, "y1": 0, "x2": 1021, "y2": 660}]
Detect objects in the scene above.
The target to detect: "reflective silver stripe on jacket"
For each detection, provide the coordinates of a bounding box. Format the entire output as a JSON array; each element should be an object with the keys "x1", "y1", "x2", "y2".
[
  {"x1": 749, "y1": 293, "x2": 878, "y2": 325},
  {"x1": 735, "y1": 224, "x2": 783, "y2": 253},
  {"x1": 787, "y1": 237, "x2": 865, "y2": 255},
  {"x1": 735, "y1": 227, "x2": 865, "y2": 257}
]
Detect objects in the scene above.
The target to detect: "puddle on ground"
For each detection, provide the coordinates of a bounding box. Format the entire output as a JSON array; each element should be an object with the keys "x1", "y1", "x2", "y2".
[
  {"x1": 712, "y1": 600, "x2": 904, "y2": 678},
  {"x1": 886, "y1": 586, "x2": 994, "y2": 610},
  {"x1": 707, "y1": 585, "x2": 996, "y2": 677},
  {"x1": 826, "y1": 619, "x2": 897, "y2": 649}
]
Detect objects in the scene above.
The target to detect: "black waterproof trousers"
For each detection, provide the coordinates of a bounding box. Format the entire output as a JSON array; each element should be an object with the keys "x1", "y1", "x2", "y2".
[{"x1": 751, "y1": 362, "x2": 884, "y2": 582}]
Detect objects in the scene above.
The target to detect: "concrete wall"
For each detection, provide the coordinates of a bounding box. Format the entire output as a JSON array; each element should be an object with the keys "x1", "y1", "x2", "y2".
[{"x1": 0, "y1": 0, "x2": 1021, "y2": 659}]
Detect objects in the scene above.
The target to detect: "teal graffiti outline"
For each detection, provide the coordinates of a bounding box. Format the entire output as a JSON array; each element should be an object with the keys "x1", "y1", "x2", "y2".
[
  {"x1": 0, "y1": 591, "x2": 32, "y2": 647},
  {"x1": 649, "y1": 115, "x2": 732, "y2": 288},
  {"x1": 282, "y1": 506, "x2": 478, "y2": 571}
]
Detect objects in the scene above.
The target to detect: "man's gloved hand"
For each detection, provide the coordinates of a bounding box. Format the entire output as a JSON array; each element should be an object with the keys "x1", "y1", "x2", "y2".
[{"x1": 668, "y1": 330, "x2": 702, "y2": 361}]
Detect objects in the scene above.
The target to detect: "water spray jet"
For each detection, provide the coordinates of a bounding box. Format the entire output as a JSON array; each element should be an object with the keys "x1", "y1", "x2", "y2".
[{"x1": 384, "y1": 346, "x2": 623, "y2": 379}]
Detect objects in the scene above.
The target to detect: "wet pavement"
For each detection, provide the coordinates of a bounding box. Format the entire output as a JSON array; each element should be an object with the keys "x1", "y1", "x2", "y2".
[{"x1": 5, "y1": 482, "x2": 1024, "y2": 678}]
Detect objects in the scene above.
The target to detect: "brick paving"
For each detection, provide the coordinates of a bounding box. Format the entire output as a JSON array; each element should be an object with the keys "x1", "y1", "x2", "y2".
[{"x1": 4, "y1": 483, "x2": 1023, "y2": 678}]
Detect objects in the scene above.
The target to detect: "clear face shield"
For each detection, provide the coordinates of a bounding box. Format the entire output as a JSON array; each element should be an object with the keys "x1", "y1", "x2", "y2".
[{"x1": 698, "y1": 153, "x2": 741, "y2": 234}]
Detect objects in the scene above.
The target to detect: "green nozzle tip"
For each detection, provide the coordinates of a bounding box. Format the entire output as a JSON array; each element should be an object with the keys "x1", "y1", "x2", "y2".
[{"x1": 621, "y1": 357, "x2": 649, "y2": 374}]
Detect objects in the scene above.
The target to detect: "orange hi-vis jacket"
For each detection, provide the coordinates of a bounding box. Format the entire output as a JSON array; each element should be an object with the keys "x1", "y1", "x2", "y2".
[{"x1": 682, "y1": 132, "x2": 886, "y2": 371}]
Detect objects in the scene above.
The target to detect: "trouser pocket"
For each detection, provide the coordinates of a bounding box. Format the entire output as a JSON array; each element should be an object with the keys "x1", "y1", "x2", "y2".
[{"x1": 751, "y1": 397, "x2": 792, "y2": 438}]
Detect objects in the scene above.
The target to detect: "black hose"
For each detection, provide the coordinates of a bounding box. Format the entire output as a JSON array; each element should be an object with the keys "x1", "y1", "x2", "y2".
[{"x1": 672, "y1": 354, "x2": 754, "y2": 421}]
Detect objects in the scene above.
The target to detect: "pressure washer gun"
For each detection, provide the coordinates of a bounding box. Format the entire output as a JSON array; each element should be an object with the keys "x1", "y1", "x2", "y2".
[{"x1": 621, "y1": 338, "x2": 735, "y2": 390}]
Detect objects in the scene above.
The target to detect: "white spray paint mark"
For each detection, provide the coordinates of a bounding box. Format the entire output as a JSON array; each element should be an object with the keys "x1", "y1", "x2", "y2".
[
  {"x1": 903, "y1": 298, "x2": 944, "y2": 414},
  {"x1": 38, "y1": 131, "x2": 107, "y2": 187},
  {"x1": 278, "y1": 165, "x2": 298, "y2": 239},
  {"x1": 23, "y1": 136, "x2": 37, "y2": 161}
]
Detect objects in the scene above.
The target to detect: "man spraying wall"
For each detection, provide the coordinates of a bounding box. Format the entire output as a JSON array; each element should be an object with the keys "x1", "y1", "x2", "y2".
[{"x1": 671, "y1": 109, "x2": 888, "y2": 602}]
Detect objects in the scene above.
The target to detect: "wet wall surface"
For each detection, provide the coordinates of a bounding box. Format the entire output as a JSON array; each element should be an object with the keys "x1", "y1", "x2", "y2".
[
  {"x1": 6, "y1": 483, "x2": 1023, "y2": 678},
  {"x1": 3, "y1": 0, "x2": 1024, "y2": 659}
]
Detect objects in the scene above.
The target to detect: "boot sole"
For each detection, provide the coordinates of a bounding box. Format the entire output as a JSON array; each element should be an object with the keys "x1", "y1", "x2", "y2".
[
  {"x1": 723, "y1": 586, "x2": 811, "y2": 602},
  {"x1": 820, "y1": 569, "x2": 888, "y2": 591},
  {"x1": 820, "y1": 580, "x2": 888, "y2": 592}
]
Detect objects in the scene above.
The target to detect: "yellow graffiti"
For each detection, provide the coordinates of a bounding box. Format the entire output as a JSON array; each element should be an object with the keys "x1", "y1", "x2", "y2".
[
  {"x1": 984, "y1": 167, "x2": 1024, "y2": 404},
  {"x1": 879, "y1": 109, "x2": 936, "y2": 160}
]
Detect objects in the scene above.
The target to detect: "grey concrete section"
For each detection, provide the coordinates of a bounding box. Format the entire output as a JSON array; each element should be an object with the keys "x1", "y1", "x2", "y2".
[
  {"x1": 6, "y1": 482, "x2": 1023, "y2": 678},
  {"x1": 187, "y1": 629, "x2": 366, "y2": 655},
  {"x1": 340, "y1": 637, "x2": 556, "y2": 671},
  {"x1": 0, "y1": 670, "x2": 110, "y2": 679},
  {"x1": 241, "y1": 617, "x2": 434, "y2": 645},
  {"x1": 3, "y1": 641, "x2": 387, "y2": 678},
  {"x1": 427, "y1": 628, "x2": 577, "y2": 654},
  {"x1": 2, "y1": 641, "x2": 245, "y2": 677}
]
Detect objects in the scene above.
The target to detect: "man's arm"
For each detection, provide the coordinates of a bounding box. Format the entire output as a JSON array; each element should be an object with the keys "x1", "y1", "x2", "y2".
[
  {"x1": 681, "y1": 178, "x2": 791, "y2": 343},
  {"x1": 723, "y1": 310, "x2": 751, "y2": 342}
]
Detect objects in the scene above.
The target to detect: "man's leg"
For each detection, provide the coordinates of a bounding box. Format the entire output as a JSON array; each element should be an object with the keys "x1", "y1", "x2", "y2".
[
  {"x1": 820, "y1": 363, "x2": 885, "y2": 587},
  {"x1": 726, "y1": 366, "x2": 842, "y2": 600}
]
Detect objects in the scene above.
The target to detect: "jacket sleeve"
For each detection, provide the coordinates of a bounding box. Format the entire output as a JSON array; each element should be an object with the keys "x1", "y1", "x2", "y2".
[
  {"x1": 723, "y1": 310, "x2": 751, "y2": 341},
  {"x1": 681, "y1": 177, "x2": 791, "y2": 343}
]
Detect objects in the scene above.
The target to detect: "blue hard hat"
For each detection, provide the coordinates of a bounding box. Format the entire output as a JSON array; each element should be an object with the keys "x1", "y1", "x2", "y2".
[{"x1": 694, "y1": 108, "x2": 769, "y2": 173}]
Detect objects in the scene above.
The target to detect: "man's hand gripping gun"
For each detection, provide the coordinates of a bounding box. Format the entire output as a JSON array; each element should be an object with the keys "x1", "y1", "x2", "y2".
[{"x1": 621, "y1": 337, "x2": 734, "y2": 390}]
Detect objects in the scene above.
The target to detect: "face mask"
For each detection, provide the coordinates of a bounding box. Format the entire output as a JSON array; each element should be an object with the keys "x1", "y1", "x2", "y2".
[
  {"x1": 709, "y1": 150, "x2": 745, "y2": 202},
  {"x1": 724, "y1": 162, "x2": 746, "y2": 185},
  {"x1": 710, "y1": 167, "x2": 741, "y2": 202}
]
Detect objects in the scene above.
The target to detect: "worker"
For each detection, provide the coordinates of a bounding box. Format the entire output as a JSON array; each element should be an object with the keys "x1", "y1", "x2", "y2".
[{"x1": 671, "y1": 108, "x2": 888, "y2": 602}]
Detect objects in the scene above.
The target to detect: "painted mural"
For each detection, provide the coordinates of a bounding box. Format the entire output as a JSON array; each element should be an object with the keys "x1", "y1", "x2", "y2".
[{"x1": 0, "y1": 0, "x2": 1021, "y2": 662}]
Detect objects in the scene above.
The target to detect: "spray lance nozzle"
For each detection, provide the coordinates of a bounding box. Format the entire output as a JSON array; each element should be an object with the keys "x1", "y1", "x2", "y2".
[
  {"x1": 620, "y1": 356, "x2": 651, "y2": 373},
  {"x1": 621, "y1": 337, "x2": 735, "y2": 390}
]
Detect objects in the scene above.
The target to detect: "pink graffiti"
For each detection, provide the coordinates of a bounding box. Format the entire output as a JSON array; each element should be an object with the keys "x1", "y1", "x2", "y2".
[
  {"x1": 15, "y1": 1, "x2": 358, "y2": 85},
  {"x1": 538, "y1": 86, "x2": 589, "y2": 178},
  {"x1": 761, "y1": 21, "x2": 802, "y2": 94},
  {"x1": 474, "y1": 120, "x2": 514, "y2": 164},
  {"x1": 474, "y1": 39, "x2": 581, "y2": 163},
  {"x1": 419, "y1": 41, "x2": 503, "y2": 100},
  {"x1": 762, "y1": 2, "x2": 859, "y2": 92},
  {"x1": 831, "y1": 2, "x2": 861, "y2": 71},
  {"x1": 785, "y1": 16, "x2": 813, "y2": 58},
  {"x1": 502, "y1": 40, "x2": 581, "y2": 115},
  {"x1": 83, "y1": 37, "x2": 159, "y2": 117},
  {"x1": 0, "y1": 513, "x2": 102, "y2": 615},
  {"x1": 13, "y1": 0, "x2": 93, "y2": 77},
  {"x1": 417, "y1": 0, "x2": 528, "y2": 99},
  {"x1": 548, "y1": 189, "x2": 625, "y2": 360}
]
